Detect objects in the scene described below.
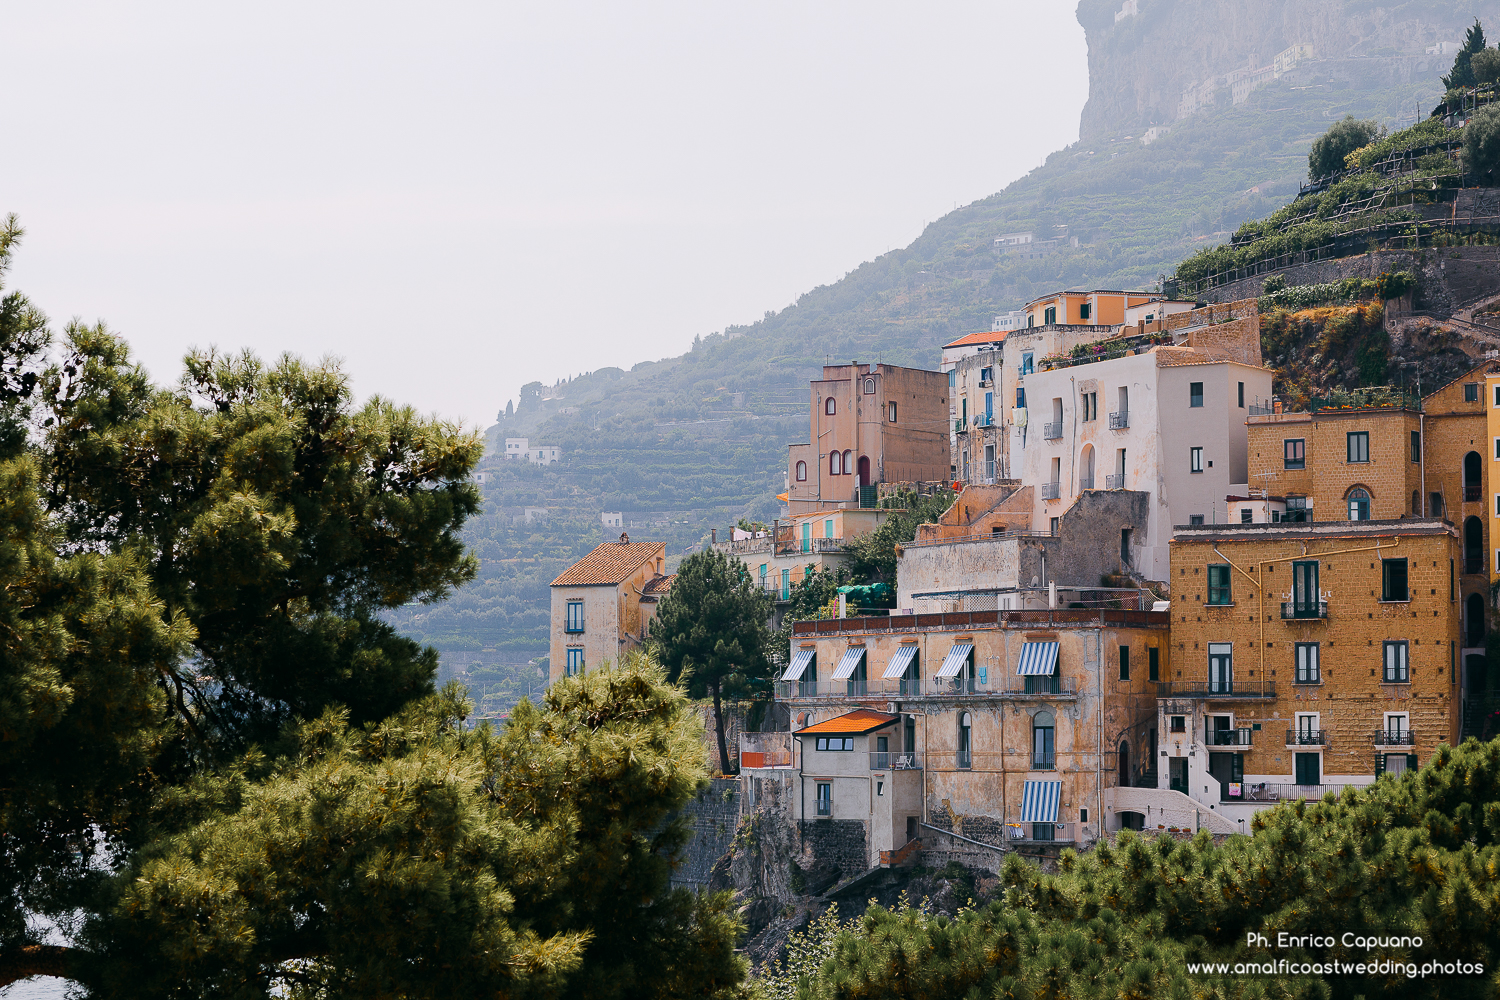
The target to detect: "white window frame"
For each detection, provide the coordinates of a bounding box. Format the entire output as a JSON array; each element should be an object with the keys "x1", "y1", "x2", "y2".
[
  {"x1": 1383, "y1": 712, "x2": 1409, "y2": 736},
  {"x1": 1295, "y1": 642, "x2": 1320, "y2": 683},
  {"x1": 796, "y1": 461, "x2": 807, "y2": 481},
  {"x1": 1190, "y1": 447, "x2": 1203, "y2": 473},
  {"x1": 1295, "y1": 712, "x2": 1319, "y2": 736},
  {"x1": 1382, "y1": 641, "x2": 1410, "y2": 683}
]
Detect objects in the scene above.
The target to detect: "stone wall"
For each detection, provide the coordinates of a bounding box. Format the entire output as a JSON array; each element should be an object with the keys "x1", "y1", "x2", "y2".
[
  {"x1": 669, "y1": 777, "x2": 742, "y2": 889},
  {"x1": 797, "y1": 819, "x2": 868, "y2": 881}
]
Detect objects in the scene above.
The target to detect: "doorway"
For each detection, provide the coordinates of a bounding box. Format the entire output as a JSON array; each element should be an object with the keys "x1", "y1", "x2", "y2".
[
  {"x1": 1168, "y1": 757, "x2": 1188, "y2": 793},
  {"x1": 1208, "y1": 751, "x2": 1242, "y2": 800},
  {"x1": 1467, "y1": 592, "x2": 1486, "y2": 647},
  {"x1": 857, "y1": 455, "x2": 871, "y2": 486}
]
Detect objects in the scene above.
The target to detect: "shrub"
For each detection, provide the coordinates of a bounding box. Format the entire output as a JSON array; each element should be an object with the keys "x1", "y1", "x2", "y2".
[
  {"x1": 1262, "y1": 274, "x2": 1286, "y2": 294},
  {"x1": 1473, "y1": 47, "x2": 1500, "y2": 85},
  {"x1": 1463, "y1": 103, "x2": 1500, "y2": 186},
  {"x1": 1308, "y1": 116, "x2": 1383, "y2": 181}
]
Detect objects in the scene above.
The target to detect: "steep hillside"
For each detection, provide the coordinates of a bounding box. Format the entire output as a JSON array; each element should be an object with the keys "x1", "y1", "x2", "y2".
[{"x1": 389, "y1": 0, "x2": 1493, "y2": 661}]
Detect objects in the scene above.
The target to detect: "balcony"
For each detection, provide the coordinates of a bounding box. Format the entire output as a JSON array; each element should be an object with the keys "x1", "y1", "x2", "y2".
[
  {"x1": 1040, "y1": 482, "x2": 1062, "y2": 500},
  {"x1": 1105, "y1": 473, "x2": 1124, "y2": 489},
  {"x1": 774, "y1": 680, "x2": 879, "y2": 700},
  {"x1": 1078, "y1": 476, "x2": 1094, "y2": 490},
  {"x1": 1011, "y1": 822, "x2": 1075, "y2": 845},
  {"x1": 955, "y1": 419, "x2": 966, "y2": 433},
  {"x1": 1109, "y1": 410, "x2": 1128, "y2": 429},
  {"x1": 1240, "y1": 782, "x2": 1356, "y2": 803},
  {"x1": 1209, "y1": 728, "x2": 1253, "y2": 746},
  {"x1": 1156, "y1": 682, "x2": 1276, "y2": 700},
  {"x1": 1465, "y1": 485, "x2": 1483, "y2": 502},
  {"x1": 1373, "y1": 730, "x2": 1415, "y2": 746},
  {"x1": 1286, "y1": 729, "x2": 1328, "y2": 746},
  {"x1": 1031, "y1": 752, "x2": 1055, "y2": 770},
  {"x1": 869, "y1": 751, "x2": 923, "y2": 770},
  {"x1": 1043, "y1": 421, "x2": 1063, "y2": 439},
  {"x1": 1280, "y1": 601, "x2": 1328, "y2": 620}
]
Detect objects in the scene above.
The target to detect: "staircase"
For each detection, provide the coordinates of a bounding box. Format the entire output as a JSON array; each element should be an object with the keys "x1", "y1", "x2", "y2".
[{"x1": 858, "y1": 485, "x2": 878, "y2": 509}]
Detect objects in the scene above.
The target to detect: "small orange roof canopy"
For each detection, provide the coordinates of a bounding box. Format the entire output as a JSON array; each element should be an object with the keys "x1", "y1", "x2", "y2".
[
  {"x1": 943, "y1": 330, "x2": 1008, "y2": 350},
  {"x1": 798, "y1": 709, "x2": 899, "y2": 735}
]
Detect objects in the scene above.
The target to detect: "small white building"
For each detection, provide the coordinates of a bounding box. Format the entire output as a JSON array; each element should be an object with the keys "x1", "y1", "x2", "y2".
[
  {"x1": 504, "y1": 437, "x2": 529, "y2": 460},
  {"x1": 503, "y1": 437, "x2": 562, "y2": 465},
  {"x1": 601, "y1": 511, "x2": 623, "y2": 529}
]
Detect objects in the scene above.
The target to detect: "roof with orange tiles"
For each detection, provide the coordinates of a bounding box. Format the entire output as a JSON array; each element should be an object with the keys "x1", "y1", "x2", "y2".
[
  {"x1": 641, "y1": 574, "x2": 676, "y2": 596},
  {"x1": 944, "y1": 330, "x2": 1009, "y2": 350},
  {"x1": 551, "y1": 541, "x2": 663, "y2": 587},
  {"x1": 797, "y1": 709, "x2": 899, "y2": 736}
]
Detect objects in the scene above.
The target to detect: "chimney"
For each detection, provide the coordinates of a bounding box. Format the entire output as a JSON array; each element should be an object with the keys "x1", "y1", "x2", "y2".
[
  {"x1": 711, "y1": 528, "x2": 717, "y2": 543},
  {"x1": 620, "y1": 532, "x2": 630, "y2": 544}
]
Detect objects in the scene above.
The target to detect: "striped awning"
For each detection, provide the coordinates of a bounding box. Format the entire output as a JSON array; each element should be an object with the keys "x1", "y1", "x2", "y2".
[
  {"x1": 1019, "y1": 780, "x2": 1061, "y2": 823},
  {"x1": 1015, "y1": 641, "x2": 1059, "y2": 676},
  {"x1": 831, "y1": 646, "x2": 867, "y2": 680},
  {"x1": 883, "y1": 644, "x2": 919, "y2": 679},
  {"x1": 935, "y1": 642, "x2": 974, "y2": 678},
  {"x1": 781, "y1": 648, "x2": 815, "y2": 681}
]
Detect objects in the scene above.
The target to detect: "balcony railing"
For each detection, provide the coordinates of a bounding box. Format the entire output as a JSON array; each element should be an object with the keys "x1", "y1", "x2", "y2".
[
  {"x1": 1465, "y1": 486, "x2": 1483, "y2": 502},
  {"x1": 1280, "y1": 601, "x2": 1328, "y2": 620},
  {"x1": 869, "y1": 751, "x2": 923, "y2": 770},
  {"x1": 1156, "y1": 682, "x2": 1276, "y2": 699},
  {"x1": 774, "y1": 680, "x2": 880, "y2": 700},
  {"x1": 1286, "y1": 729, "x2": 1328, "y2": 746},
  {"x1": 1109, "y1": 410, "x2": 1128, "y2": 429},
  {"x1": 1043, "y1": 421, "x2": 1063, "y2": 439},
  {"x1": 1078, "y1": 476, "x2": 1094, "y2": 490},
  {"x1": 1011, "y1": 822, "x2": 1075, "y2": 844},
  {"x1": 1209, "y1": 728, "x2": 1253, "y2": 746},
  {"x1": 1105, "y1": 473, "x2": 1124, "y2": 489},
  {"x1": 1040, "y1": 482, "x2": 1061, "y2": 500},
  {"x1": 1241, "y1": 782, "x2": 1356, "y2": 803},
  {"x1": 1031, "y1": 752, "x2": 1055, "y2": 770},
  {"x1": 1373, "y1": 730, "x2": 1415, "y2": 746}
]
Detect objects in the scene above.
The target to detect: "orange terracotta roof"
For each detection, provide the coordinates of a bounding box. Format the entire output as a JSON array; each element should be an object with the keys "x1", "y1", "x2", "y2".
[
  {"x1": 798, "y1": 709, "x2": 899, "y2": 735},
  {"x1": 551, "y1": 541, "x2": 663, "y2": 587},
  {"x1": 944, "y1": 330, "x2": 1008, "y2": 349},
  {"x1": 642, "y1": 574, "x2": 675, "y2": 595}
]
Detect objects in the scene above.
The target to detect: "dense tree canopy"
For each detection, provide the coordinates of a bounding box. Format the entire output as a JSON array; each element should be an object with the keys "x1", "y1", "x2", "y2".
[
  {"x1": 1444, "y1": 19, "x2": 1489, "y2": 90},
  {"x1": 1306, "y1": 116, "x2": 1383, "y2": 181},
  {"x1": 1463, "y1": 103, "x2": 1500, "y2": 186}
]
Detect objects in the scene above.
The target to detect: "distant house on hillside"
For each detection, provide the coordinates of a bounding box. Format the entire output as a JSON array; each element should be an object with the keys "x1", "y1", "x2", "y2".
[
  {"x1": 549, "y1": 536, "x2": 672, "y2": 683},
  {"x1": 502, "y1": 437, "x2": 563, "y2": 465}
]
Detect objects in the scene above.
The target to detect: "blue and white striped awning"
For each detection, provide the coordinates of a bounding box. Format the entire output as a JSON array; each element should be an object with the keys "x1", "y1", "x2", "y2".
[
  {"x1": 883, "y1": 644, "x2": 919, "y2": 679},
  {"x1": 1019, "y1": 780, "x2": 1061, "y2": 823},
  {"x1": 781, "y1": 648, "x2": 815, "y2": 681},
  {"x1": 1015, "y1": 641, "x2": 1059, "y2": 676},
  {"x1": 831, "y1": 646, "x2": 867, "y2": 680},
  {"x1": 936, "y1": 642, "x2": 974, "y2": 678}
]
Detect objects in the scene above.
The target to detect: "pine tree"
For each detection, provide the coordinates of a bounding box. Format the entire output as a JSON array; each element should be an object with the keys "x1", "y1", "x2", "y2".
[{"x1": 1444, "y1": 19, "x2": 1488, "y2": 90}]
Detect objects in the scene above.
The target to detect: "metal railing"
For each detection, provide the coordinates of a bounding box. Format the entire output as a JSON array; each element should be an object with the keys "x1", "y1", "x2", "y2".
[
  {"x1": 1043, "y1": 421, "x2": 1063, "y2": 439},
  {"x1": 1373, "y1": 730, "x2": 1415, "y2": 745},
  {"x1": 1286, "y1": 729, "x2": 1328, "y2": 746},
  {"x1": 774, "y1": 680, "x2": 878, "y2": 700},
  {"x1": 1040, "y1": 482, "x2": 1061, "y2": 500},
  {"x1": 1156, "y1": 682, "x2": 1276, "y2": 699},
  {"x1": 1209, "y1": 728, "x2": 1253, "y2": 746},
  {"x1": 1109, "y1": 410, "x2": 1128, "y2": 429},
  {"x1": 1280, "y1": 601, "x2": 1328, "y2": 620},
  {"x1": 1465, "y1": 486, "x2": 1483, "y2": 502},
  {"x1": 1078, "y1": 476, "x2": 1094, "y2": 490},
  {"x1": 1105, "y1": 473, "x2": 1124, "y2": 489},
  {"x1": 870, "y1": 751, "x2": 923, "y2": 770},
  {"x1": 1031, "y1": 752, "x2": 1055, "y2": 770},
  {"x1": 1241, "y1": 782, "x2": 1357, "y2": 803},
  {"x1": 1011, "y1": 822, "x2": 1075, "y2": 844}
]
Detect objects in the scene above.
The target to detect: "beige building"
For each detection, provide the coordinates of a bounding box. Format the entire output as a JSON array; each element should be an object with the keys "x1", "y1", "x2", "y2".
[
  {"x1": 786, "y1": 363, "x2": 950, "y2": 513},
  {"x1": 548, "y1": 536, "x2": 672, "y2": 682},
  {"x1": 711, "y1": 507, "x2": 892, "y2": 602}
]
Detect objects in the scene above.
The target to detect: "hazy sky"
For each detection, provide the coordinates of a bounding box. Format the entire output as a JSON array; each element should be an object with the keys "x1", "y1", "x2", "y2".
[{"x1": 4, "y1": 2, "x2": 1089, "y2": 430}]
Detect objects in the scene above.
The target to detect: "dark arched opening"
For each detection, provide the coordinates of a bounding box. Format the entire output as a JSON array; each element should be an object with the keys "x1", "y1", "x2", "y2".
[
  {"x1": 1119, "y1": 740, "x2": 1130, "y2": 786},
  {"x1": 1468, "y1": 592, "x2": 1487, "y2": 648},
  {"x1": 1465, "y1": 516, "x2": 1484, "y2": 575},
  {"x1": 857, "y1": 455, "x2": 871, "y2": 486},
  {"x1": 1465, "y1": 451, "x2": 1483, "y2": 502}
]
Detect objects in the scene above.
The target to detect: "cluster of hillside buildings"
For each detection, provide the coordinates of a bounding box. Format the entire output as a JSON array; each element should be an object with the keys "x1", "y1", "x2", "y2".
[{"x1": 545, "y1": 284, "x2": 1497, "y2": 878}]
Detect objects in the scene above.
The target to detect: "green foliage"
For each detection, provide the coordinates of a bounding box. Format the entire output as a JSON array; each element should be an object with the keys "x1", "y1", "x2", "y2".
[
  {"x1": 844, "y1": 490, "x2": 956, "y2": 583},
  {"x1": 779, "y1": 738, "x2": 1500, "y2": 1000},
  {"x1": 649, "y1": 549, "x2": 773, "y2": 772},
  {"x1": 1473, "y1": 48, "x2": 1500, "y2": 86},
  {"x1": 1261, "y1": 273, "x2": 1286, "y2": 294},
  {"x1": 1348, "y1": 115, "x2": 1450, "y2": 172},
  {"x1": 1260, "y1": 304, "x2": 1389, "y2": 407},
  {"x1": 1308, "y1": 115, "x2": 1383, "y2": 181},
  {"x1": 1443, "y1": 19, "x2": 1488, "y2": 90},
  {"x1": 1463, "y1": 103, "x2": 1500, "y2": 186}
]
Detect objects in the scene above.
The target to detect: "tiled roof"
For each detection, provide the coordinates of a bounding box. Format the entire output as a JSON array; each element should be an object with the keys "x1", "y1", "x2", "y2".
[
  {"x1": 551, "y1": 541, "x2": 662, "y2": 587},
  {"x1": 642, "y1": 574, "x2": 676, "y2": 595},
  {"x1": 798, "y1": 709, "x2": 899, "y2": 735},
  {"x1": 944, "y1": 330, "x2": 1008, "y2": 349}
]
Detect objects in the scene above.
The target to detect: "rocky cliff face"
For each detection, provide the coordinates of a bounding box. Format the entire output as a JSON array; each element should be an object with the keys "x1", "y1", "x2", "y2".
[{"x1": 1074, "y1": 0, "x2": 1500, "y2": 142}]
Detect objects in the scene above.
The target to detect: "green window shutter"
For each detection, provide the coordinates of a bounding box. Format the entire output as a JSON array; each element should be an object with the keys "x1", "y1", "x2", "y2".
[
  {"x1": 1407, "y1": 753, "x2": 1419, "y2": 771},
  {"x1": 1374, "y1": 753, "x2": 1385, "y2": 777}
]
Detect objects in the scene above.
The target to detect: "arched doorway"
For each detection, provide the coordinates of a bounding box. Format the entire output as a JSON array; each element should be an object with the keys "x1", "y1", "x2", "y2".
[
  {"x1": 1465, "y1": 451, "x2": 1483, "y2": 502},
  {"x1": 1465, "y1": 516, "x2": 1484, "y2": 574},
  {"x1": 1081, "y1": 444, "x2": 1096, "y2": 490},
  {"x1": 857, "y1": 455, "x2": 871, "y2": 486},
  {"x1": 1468, "y1": 592, "x2": 1487, "y2": 648},
  {"x1": 1119, "y1": 740, "x2": 1130, "y2": 786}
]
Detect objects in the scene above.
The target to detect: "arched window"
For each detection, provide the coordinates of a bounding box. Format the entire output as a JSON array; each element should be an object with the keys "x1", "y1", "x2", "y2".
[
  {"x1": 1347, "y1": 488, "x2": 1371, "y2": 521},
  {"x1": 843, "y1": 450, "x2": 853, "y2": 475},
  {"x1": 1032, "y1": 710, "x2": 1055, "y2": 769},
  {"x1": 957, "y1": 712, "x2": 972, "y2": 769},
  {"x1": 795, "y1": 461, "x2": 807, "y2": 482},
  {"x1": 825, "y1": 397, "x2": 836, "y2": 416},
  {"x1": 864, "y1": 377, "x2": 876, "y2": 394},
  {"x1": 829, "y1": 451, "x2": 841, "y2": 476}
]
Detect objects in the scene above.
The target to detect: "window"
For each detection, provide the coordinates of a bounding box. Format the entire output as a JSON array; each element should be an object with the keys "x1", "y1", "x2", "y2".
[
  {"x1": 1347, "y1": 431, "x2": 1370, "y2": 463},
  {"x1": 1494, "y1": 383, "x2": 1500, "y2": 407},
  {"x1": 1081, "y1": 391, "x2": 1097, "y2": 421},
  {"x1": 1170, "y1": 715, "x2": 1185, "y2": 732},
  {"x1": 1240, "y1": 508, "x2": 1253, "y2": 523},
  {"x1": 1189, "y1": 515, "x2": 1205, "y2": 525},
  {"x1": 958, "y1": 712, "x2": 972, "y2": 769},
  {"x1": 815, "y1": 782, "x2": 831, "y2": 816},
  {"x1": 1119, "y1": 645, "x2": 1130, "y2": 680},
  {"x1": 565, "y1": 601, "x2": 584, "y2": 632},
  {"x1": 1411, "y1": 430, "x2": 1421, "y2": 463},
  {"x1": 1044, "y1": 305, "x2": 1057, "y2": 325},
  {"x1": 1465, "y1": 382, "x2": 1480, "y2": 402},
  {"x1": 1385, "y1": 713, "x2": 1409, "y2": 739},
  {"x1": 843, "y1": 450, "x2": 852, "y2": 474},
  {"x1": 1049, "y1": 516, "x2": 1060, "y2": 536},
  {"x1": 1382, "y1": 558, "x2": 1409, "y2": 601},
  {"x1": 815, "y1": 737, "x2": 855, "y2": 751},
  {"x1": 1207, "y1": 564, "x2": 1231, "y2": 604},
  {"x1": 1383, "y1": 641, "x2": 1410, "y2": 682},
  {"x1": 1190, "y1": 447, "x2": 1204, "y2": 473},
  {"x1": 795, "y1": 461, "x2": 807, "y2": 481},
  {"x1": 1032, "y1": 711, "x2": 1055, "y2": 769},
  {"x1": 1238, "y1": 382, "x2": 1245, "y2": 408},
  {"x1": 888, "y1": 402, "x2": 898, "y2": 422},
  {"x1": 1292, "y1": 560, "x2": 1319, "y2": 616},
  {"x1": 824, "y1": 397, "x2": 836, "y2": 415},
  {"x1": 824, "y1": 518, "x2": 834, "y2": 539},
  {"x1": 1016, "y1": 388, "x2": 1027, "y2": 408},
  {"x1": 1148, "y1": 647, "x2": 1160, "y2": 681},
  {"x1": 1283, "y1": 438, "x2": 1305, "y2": 470},
  {"x1": 1021, "y1": 352, "x2": 1034, "y2": 375},
  {"x1": 566, "y1": 648, "x2": 584, "y2": 676},
  {"x1": 1208, "y1": 643, "x2": 1233, "y2": 694},
  {"x1": 1190, "y1": 382, "x2": 1203, "y2": 407},
  {"x1": 948, "y1": 369, "x2": 956, "y2": 386},
  {"x1": 1295, "y1": 642, "x2": 1320, "y2": 683},
  {"x1": 980, "y1": 366, "x2": 993, "y2": 383},
  {"x1": 1080, "y1": 302, "x2": 1092, "y2": 320},
  {"x1": 1347, "y1": 488, "x2": 1371, "y2": 521},
  {"x1": 1033, "y1": 823, "x2": 1056, "y2": 841},
  {"x1": 781, "y1": 568, "x2": 790, "y2": 599},
  {"x1": 864, "y1": 377, "x2": 875, "y2": 394},
  {"x1": 829, "y1": 451, "x2": 841, "y2": 476}
]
